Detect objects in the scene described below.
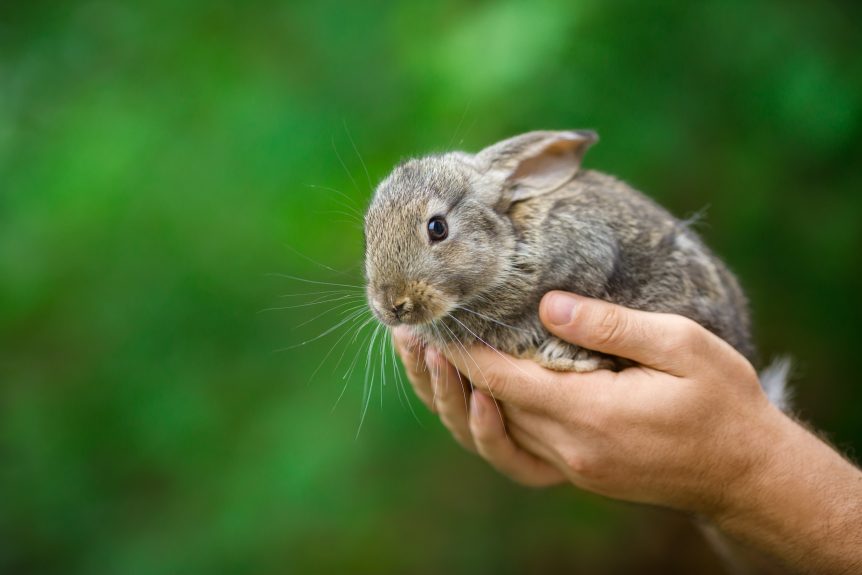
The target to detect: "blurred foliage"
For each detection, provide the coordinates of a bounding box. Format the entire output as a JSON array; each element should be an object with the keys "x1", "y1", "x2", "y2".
[{"x1": 1, "y1": 0, "x2": 861, "y2": 573}]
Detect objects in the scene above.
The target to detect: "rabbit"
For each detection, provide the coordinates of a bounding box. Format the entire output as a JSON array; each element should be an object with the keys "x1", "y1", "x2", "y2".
[{"x1": 363, "y1": 130, "x2": 788, "y2": 407}]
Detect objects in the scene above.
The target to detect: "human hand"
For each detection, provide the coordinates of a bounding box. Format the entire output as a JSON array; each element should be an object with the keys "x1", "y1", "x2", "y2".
[
  {"x1": 394, "y1": 292, "x2": 862, "y2": 573},
  {"x1": 393, "y1": 291, "x2": 785, "y2": 514},
  {"x1": 391, "y1": 327, "x2": 567, "y2": 487}
]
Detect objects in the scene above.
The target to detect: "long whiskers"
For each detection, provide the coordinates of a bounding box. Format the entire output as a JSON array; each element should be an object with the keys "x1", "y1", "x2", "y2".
[
  {"x1": 356, "y1": 322, "x2": 385, "y2": 438},
  {"x1": 387, "y1": 332, "x2": 423, "y2": 425},
  {"x1": 447, "y1": 314, "x2": 536, "y2": 382},
  {"x1": 294, "y1": 300, "x2": 367, "y2": 330},
  {"x1": 275, "y1": 304, "x2": 369, "y2": 351},
  {"x1": 265, "y1": 273, "x2": 364, "y2": 291},
  {"x1": 308, "y1": 310, "x2": 374, "y2": 387},
  {"x1": 259, "y1": 293, "x2": 364, "y2": 313},
  {"x1": 342, "y1": 119, "x2": 374, "y2": 192},
  {"x1": 454, "y1": 305, "x2": 532, "y2": 334},
  {"x1": 278, "y1": 288, "x2": 360, "y2": 299},
  {"x1": 438, "y1": 319, "x2": 508, "y2": 436},
  {"x1": 437, "y1": 320, "x2": 476, "y2": 417}
]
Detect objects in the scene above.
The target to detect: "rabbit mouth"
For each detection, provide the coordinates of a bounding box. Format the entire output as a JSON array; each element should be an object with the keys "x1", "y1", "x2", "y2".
[
  {"x1": 367, "y1": 285, "x2": 454, "y2": 327},
  {"x1": 370, "y1": 299, "x2": 450, "y2": 327}
]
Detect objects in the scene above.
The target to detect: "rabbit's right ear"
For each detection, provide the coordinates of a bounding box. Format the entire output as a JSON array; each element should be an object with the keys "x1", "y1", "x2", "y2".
[{"x1": 473, "y1": 130, "x2": 597, "y2": 209}]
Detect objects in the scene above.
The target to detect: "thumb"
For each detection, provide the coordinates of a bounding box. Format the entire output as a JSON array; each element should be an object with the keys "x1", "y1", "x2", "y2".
[{"x1": 539, "y1": 291, "x2": 709, "y2": 376}]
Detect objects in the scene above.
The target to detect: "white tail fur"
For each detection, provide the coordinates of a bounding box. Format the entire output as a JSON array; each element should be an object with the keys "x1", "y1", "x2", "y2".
[{"x1": 759, "y1": 357, "x2": 793, "y2": 412}]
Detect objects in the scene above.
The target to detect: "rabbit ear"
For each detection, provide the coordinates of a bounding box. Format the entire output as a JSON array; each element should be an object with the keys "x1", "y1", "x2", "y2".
[{"x1": 475, "y1": 130, "x2": 598, "y2": 207}]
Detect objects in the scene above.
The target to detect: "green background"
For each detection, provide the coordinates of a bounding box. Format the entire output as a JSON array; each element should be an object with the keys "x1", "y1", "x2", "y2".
[{"x1": 2, "y1": 1, "x2": 860, "y2": 573}]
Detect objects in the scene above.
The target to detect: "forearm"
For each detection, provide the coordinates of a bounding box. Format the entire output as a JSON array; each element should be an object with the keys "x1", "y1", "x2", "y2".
[{"x1": 714, "y1": 408, "x2": 862, "y2": 574}]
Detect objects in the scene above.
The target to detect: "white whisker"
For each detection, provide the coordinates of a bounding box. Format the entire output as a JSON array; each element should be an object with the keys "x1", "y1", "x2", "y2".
[
  {"x1": 356, "y1": 322, "x2": 384, "y2": 438},
  {"x1": 265, "y1": 273, "x2": 364, "y2": 290},
  {"x1": 315, "y1": 210, "x2": 364, "y2": 225},
  {"x1": 455, "y1": 305, "x2": 532, "y2": 334},
  {"x1": 332, "y1": 135, "x2": 362, "y2": 197},
  {"x1": 342, "y1": 119, "x2": 374, "y2": 191},
  {"x1": 258, "y1": 293, "x2": 363, "y2": 313},
  {"x1": 294, "y1": 300, "x2": 366, "y2": 330},
  {"x1": 447, "y1": 314, "x2": 536, "y2": 382},
  {"x1": 303, "y1": 183, "x2": 363, "y2": 212},
  {"x1": 332, "y1": 314, "x2": 376, "y2": 376},
  {"x1": 280, "y1": 243, "x2": 347, "y2": 274},
  {"x1": 332, "y1": 320, "x2": 377, "y2": 412},
  {"x1": 388, "y1": 333, "x2": 423, "y2": 425},
  {"x1": 308, "y1": 309, "x2": 372, "y2": 386},
  {"x1": 276, "y1": 305, "x2": 368, "y2": 351},
  {"x1": 378, "y1": 325, "x2": 387, "y2": 409},
  {"x1": 439, "y1": 321, "x2": 478, "y2": 416},
  {"x1": 278, "y1": 288, "x2": 359, "y2": 299}
]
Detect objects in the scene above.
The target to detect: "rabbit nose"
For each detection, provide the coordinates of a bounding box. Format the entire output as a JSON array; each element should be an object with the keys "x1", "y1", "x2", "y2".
[{"x1": 391, "y1": 297, "x2": 411, "y2": 318}]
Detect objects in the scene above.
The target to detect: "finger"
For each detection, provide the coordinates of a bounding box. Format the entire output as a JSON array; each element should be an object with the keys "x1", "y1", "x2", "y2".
[
  {"x1": 505, "y1": 414, "x2": 568, "y2": 468},
  {"x1": 392, "y1": 326, "x2": 434, "y2": 411},
  {"x1": 425, "y1": 347, "x2": 475, "y2": 452},
  {"x1": 441, "y1": 342, "x2": 561, "y2": 410},
  {"x1": 540, "y1": 291, "x2": 718, "y2": 376},
  {"x1": 469, "y1": 391, "x2": 565, "y2": 487}
]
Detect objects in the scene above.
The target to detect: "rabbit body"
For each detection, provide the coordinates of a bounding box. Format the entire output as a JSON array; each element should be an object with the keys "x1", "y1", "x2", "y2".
[{"x1": 364, "y1": 131, "x2": 754, "y2": 371}]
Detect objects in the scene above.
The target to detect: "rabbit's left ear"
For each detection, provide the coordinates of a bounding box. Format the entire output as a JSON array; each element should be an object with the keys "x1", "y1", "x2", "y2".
[{"x1": 475, "y1": 130, "x2": 598, "y2": 207}]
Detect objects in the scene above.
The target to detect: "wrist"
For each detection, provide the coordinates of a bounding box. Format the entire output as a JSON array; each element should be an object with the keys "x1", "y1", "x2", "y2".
[
  {"x1": 708, "y1": 406, "x2": 862, "y2": 572},
  {"x1": 708, "y1": 403, "x2": 799, "y2": 526}
]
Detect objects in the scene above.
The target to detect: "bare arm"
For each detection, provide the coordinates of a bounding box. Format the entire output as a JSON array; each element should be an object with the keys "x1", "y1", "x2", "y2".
[{"x1": 393, "y1": 292, "x2": 862, "y2": 574}]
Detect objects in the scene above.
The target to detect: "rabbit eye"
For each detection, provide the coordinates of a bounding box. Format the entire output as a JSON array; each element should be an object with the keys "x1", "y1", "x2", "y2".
[{"x1": 427, "y1": 216, "x2": 448, "y2": 242}]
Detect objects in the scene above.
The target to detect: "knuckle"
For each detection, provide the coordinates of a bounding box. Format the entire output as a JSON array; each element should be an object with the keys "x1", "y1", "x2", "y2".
[
  {"x1": 675, "y1": 317, "x2": 704, "y2": 344},
  {"x1": 483, "y1": 369, "x2": 510, "y2": 398},
  {"x1": 563, "y1": 450, "x2": 590, "y2": 477},
  {"x1": 592, "y1": 306, "x2": 628, "y2": 348},
  {"x1": 660, "y1": 316, "x2": 701, "y2": 355},
  {"x1": 564, "y1": 450, "x2": 605, "y2": 483}
]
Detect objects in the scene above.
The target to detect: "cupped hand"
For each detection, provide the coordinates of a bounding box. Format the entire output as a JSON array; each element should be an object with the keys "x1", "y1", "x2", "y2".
[
  {"x1": 391, "y1": 326, "x2": 566, "y2": 487},
  {"x1": 393, "y1": 291, "x2": 786, "y2": 515}
]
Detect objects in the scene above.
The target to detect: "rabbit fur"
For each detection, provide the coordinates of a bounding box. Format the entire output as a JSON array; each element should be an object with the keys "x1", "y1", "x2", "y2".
[{"x1": 364, "y1": 130, "x2": 763, "y2": 375}]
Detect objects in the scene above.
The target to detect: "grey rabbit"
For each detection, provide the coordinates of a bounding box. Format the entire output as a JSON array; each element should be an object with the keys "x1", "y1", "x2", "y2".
[{"x1": 364, "y1": 130, "x2": 788, "y2": 408}]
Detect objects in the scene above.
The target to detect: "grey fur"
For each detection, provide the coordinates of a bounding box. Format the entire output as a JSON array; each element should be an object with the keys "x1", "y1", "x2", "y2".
[{"x1": 364, "y1": 130, "x2": 786, "y2": 403}]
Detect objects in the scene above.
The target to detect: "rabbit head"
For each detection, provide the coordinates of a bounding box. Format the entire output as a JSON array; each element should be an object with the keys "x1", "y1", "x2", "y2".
[{"x1": 364, "y1": 130, "x2": 597, "y2": 327}]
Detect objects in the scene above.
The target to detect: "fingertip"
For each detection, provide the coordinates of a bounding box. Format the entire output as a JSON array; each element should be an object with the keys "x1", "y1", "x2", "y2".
[{"x1": 540, "y1": 291, "x2": 580, "y2": 327}]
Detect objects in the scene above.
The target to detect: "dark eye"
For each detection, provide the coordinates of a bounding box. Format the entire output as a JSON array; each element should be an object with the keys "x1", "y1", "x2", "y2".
[{"x1": 427, "y1": 216, "x2": 448, "y2": 242}]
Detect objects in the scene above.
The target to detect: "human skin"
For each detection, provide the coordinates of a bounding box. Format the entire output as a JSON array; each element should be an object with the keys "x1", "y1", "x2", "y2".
[{"x1": 392, "y1": 291, "x2": 862, "y2": 574}]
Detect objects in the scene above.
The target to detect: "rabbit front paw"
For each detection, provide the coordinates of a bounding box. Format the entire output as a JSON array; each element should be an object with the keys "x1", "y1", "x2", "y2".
[{"x1": 534, "y1": 337, "x2": 616, "y2": 372}]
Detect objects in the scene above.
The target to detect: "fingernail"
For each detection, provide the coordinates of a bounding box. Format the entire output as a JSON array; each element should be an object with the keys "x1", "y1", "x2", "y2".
[{"x1": 545, "y1": 293, "x2": 577, "y2": 326}]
